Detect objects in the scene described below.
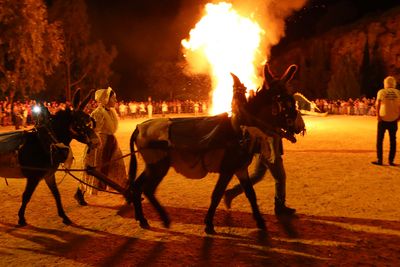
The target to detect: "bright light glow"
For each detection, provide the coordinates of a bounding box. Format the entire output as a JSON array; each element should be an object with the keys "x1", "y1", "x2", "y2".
[
  {"x1": 182, "y1": 2, "x2": 266, "y2": 115},
  {"x1": 32, "y1": 105, "x2": 41, "y2": 114}
]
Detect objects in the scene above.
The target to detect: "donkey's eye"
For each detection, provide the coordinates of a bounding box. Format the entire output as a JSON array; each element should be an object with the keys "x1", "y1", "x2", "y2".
[{"x1": 74, "y1": 124, "x2": 83, "y2": 130}]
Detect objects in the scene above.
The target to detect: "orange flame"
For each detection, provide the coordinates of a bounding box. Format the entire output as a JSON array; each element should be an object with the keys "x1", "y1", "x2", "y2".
[{"x1": 182, "y1": 2, "x2": 266, "y2": 115}]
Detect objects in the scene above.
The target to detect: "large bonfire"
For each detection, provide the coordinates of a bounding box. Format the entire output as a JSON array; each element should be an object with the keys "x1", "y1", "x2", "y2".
[
  {"x1": 182, "y1": 2, "x2": 265, "y2": 114},
  {"x1": 181, "y1": 0, "x2": 309, "y2": 114}
]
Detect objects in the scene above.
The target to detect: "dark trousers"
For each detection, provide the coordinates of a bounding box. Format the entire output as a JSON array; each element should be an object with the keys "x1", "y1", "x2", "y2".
[
  {"x1": 226, "y1": 153, "x2": 287, "y2": 203},
  {"x1": 376, "y1": 120, "x2": 398, "y2": 163}
]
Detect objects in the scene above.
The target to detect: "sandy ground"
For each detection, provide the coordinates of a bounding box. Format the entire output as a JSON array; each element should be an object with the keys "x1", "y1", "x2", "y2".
[{"x1": 0, "y1": 114, "x2": 399, "y2": 266}]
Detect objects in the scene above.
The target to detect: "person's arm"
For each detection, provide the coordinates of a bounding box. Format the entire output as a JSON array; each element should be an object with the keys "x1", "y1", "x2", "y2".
[
  {"x1": 397, "y1": 91, "x2": 400, "y2": 121},
  {"x1": 376, "y1": 100, "x2": 382, "y2": 121},
  {"x1": 397, "y1": 101, "x2": 400, "y2": 121},
  {"x1": 91, "y1": 109, "x2": 105, "y2": 131}
]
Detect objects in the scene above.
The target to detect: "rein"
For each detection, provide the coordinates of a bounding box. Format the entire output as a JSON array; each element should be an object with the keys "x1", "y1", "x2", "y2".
[
  {"x1": 15, "y1": 150, "x2": 135, "y2": 172},
  {"x1": 2, "y1": 164, "x2": 122, "y2": 194},
  {"x1": 64, "y1": 169, "x2": 121, "y2": 195},
  {"x1": 4, "y1": 151, "x2": 137, "y2": 195}
]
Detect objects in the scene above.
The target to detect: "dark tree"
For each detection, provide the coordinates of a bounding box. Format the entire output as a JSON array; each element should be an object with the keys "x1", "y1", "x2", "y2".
[
  {"x1": 47, "y1": 0, "x2": 117, "y2": 101},
  {"x1": 360, "y1": 38, "x2": 386, "y2": 98},
  {"x1": 0, "y1": 0, "x2": 63, "y2": 98},
  {"x1": 144, "y1": 60, "x2": 211, "y2": 101}
]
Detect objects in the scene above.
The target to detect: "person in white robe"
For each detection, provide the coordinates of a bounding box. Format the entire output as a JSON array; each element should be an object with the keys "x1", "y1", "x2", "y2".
[{"x1": 75, "y1": 87, "x2": 127, "y2": 205}]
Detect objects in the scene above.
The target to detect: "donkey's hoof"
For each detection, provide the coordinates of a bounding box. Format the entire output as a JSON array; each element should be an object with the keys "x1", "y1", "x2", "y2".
[
  {"x1": 256, "y1": 220, "x2": 266, "y2": 230},
  {"x1": 18, "y1": 219, "x2": 27, "y2": 227},
  {"x1": 205, "y1": 225, "x2": 216, "y2": 235},
  {"x1": 162, "y1": 219, "x2": 171, "y2": 228},
  {"x1": 74, "y1": 190, "x2": 88, "y2": 206},
  {"x1": 76, "y1": 199, "x2": 88, "y2": 206},
  {"x1": 139, "y1": 220, "x2": 150, "y2": 229},
  {"x1": 63, "y1": 217, "x2": 72, "y2": 225}
]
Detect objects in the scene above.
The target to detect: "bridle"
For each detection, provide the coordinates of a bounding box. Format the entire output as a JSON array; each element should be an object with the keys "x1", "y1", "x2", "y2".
[
  {"x1": 68, "y1": 110, "x2": 97, "y2": 148},
  {"x1": 273, "y1": 93, "x2": 299, "y2": 133}
]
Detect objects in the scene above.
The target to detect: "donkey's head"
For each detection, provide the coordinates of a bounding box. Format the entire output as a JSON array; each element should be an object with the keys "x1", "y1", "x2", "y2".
[
  {"x1": 234, "y1": 63, "x2": 305, "y2": 140},
  {"x1": 51, "y1": 89, "x2": 100, "y2": 149}
]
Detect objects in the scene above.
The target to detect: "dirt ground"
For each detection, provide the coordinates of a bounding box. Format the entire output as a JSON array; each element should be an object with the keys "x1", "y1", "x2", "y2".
[{"x1": 1, "y1": 114, "x2": 399, "y2": 266}]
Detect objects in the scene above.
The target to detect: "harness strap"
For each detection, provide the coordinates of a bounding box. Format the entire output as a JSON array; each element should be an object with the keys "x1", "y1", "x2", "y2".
[
  {"x1": 5, "y1": 150, "x2": 136, "y2": 173},
  {"x1": 237, "y1": 106, "x2": 297, "y2": 143},
  {"x1": 65, "y1": 169, "x2": 121, "y2": 195},
  {"x1": 90, "y1": 151, "x2": 133, "y2": 169}
]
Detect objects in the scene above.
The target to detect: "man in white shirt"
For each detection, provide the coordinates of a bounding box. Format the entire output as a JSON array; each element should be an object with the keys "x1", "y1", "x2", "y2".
[{"x1": 372, "y1": 76, "x2": 400, "y2": 166}]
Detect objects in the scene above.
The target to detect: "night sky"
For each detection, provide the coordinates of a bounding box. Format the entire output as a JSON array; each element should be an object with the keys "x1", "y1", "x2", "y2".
[{"x1": 85, "y1": 0, "x2": 400, "y2": 99}]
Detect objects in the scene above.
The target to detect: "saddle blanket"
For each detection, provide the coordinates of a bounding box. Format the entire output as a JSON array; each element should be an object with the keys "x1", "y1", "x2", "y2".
[
  {"x1": 0, "y1": 151, "x2": 24, "y2": 178},
  {"x1": 168, "y1": 113, "x2": 233, "y2": 150},
  {"x1": 136, "y1": 113, "x2": 233, "y2": 164},
  {"x1": 0, "y1": 131, "x2": 25, "y2": 177},
  {"x1": 135, "y1": 114, "x2": 277, "y2": 176},
  {"x1": 0, "y1": 131, "x2": 25, "y2": 154}
]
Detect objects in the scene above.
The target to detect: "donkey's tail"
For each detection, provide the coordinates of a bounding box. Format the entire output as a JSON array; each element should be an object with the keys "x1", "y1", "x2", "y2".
[
  {"x1": 129, "y1": 127, "x2": 139, "y2": 182},
  {"x1": 126, "y1": 127, "x2": 139, "y2": 204}
]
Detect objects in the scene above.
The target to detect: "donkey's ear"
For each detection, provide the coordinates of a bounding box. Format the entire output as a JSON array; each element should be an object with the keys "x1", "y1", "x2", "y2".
[
  {"x1": 78, "y1": 89, "x2": 95, "y2": 111},
  {"x1": 264, "y1": 62, "x2": 275, "y2": 86},
  {"x1": 280, "y1": 64, "x2": 298, "y2": 83},
  {"x1": 230, "y1": 73, "x2": 243, "y2": 89},
  {"x1": 72, "y1": 88, "x2": 81, "y2": 109}
]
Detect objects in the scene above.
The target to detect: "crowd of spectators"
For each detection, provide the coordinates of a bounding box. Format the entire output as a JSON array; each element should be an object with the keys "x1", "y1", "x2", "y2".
[
  {"x1": 0, "y1": 96, "x2": 377, "y2": 129},
  {"x1": 0, "y1": 98, "x2": 209, "y2": 129},
  {"x1": 311, "y1": 97, "x2": 377, "y2": 116}
]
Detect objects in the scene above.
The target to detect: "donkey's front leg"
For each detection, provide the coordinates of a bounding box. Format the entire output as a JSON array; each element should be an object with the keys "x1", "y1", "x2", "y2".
[
  {"x1": 236, "y1": 168, "x2": 266, "y2": 230},
  {"x1": 18, "y1": 177, "x2": 41, "y2": 226},
  {"x1": 204, "y1": 173, "x2": 232, "y2": 234},
  {"x1": 45, "y1": 173, "x2": 72, "y2": 225}
]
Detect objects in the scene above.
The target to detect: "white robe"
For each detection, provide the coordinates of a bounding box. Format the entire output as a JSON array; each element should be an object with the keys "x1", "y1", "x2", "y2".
[{"x1": 80, "y1": 106, "x2": 127, "y2": 195}]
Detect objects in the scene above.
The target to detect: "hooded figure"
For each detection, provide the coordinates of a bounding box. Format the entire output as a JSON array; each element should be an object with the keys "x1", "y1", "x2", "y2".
[{"x1": 75, "y1": 87, "x2": 127, "y2": 205}]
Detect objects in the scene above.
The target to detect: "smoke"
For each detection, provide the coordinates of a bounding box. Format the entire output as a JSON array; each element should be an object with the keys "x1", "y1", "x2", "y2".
[{"x1": 231, "y1": 0, "x2": 309, "y2": 58}]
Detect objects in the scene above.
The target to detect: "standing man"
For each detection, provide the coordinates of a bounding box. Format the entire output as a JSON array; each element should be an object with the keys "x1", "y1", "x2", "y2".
[
  {"x1": 147, "y1": 101, "x2": 153, "y2": 118},
  {"x1": 161, "y1": 101, "x2": 168, "y2": 117},
  {"x1": 372, "y1": 76, "x2": 400, "y2": 166}
]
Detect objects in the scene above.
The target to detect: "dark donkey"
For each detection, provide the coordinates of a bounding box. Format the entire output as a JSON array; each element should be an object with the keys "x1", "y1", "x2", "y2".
[
  {"x1": 0, "y1": 89, "x2": 100, "y2": 226},
  {"x1": 128, "y1": 64, "x2": 304, "y2": 234}
]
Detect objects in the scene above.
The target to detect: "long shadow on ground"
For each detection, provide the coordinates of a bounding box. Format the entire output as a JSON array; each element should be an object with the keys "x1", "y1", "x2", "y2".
[{"x1": 1, "y1": 203, "x2": 399, "y2": 266}]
